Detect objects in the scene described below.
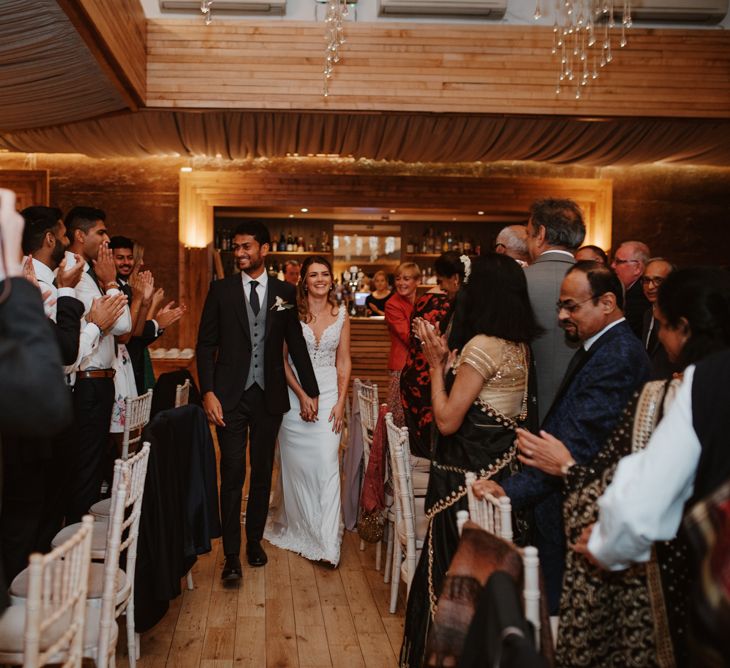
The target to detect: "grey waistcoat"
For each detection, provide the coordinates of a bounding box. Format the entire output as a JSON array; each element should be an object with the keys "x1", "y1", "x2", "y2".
[{"x1": 244, "y1": 285, "x2": 267, "y2": 390}]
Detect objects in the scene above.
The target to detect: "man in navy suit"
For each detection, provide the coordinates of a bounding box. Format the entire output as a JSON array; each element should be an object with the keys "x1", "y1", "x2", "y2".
[{"x1": 478, "y1": 262, "x2": 650, "y2": 613}]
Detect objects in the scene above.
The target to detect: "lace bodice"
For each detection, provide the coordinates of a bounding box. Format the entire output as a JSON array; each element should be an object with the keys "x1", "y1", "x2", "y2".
[{"x1": 301, "y1": 305, "x2": 346, "y2": 368}]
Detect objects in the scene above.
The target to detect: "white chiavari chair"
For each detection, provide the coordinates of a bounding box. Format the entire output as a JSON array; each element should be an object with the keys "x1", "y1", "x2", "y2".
[
  {"x1": 0, "y1": 516, "x2": 94, "y2": 668},
  {"x1": 174, "y1": 378, "x2": 191, "y2": 408},
  {"x1": 463, "y1": 472, "x2": 541, "y2": 649},
  {"x1": 122, "y1": 389, "x2": 153, "y2": 460},
  {"x1": 46, "y1": 443, "x2": 151, "y2": 666},
  {"x1": 385, "y1": 413, "x2": 426, "y2": 613},
  {"x1": 354, "y1": 379, "x2": 386, "y2": 571}
]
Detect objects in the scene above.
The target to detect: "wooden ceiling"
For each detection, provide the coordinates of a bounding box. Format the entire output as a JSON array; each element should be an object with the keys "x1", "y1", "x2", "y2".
[{"x1": 0, "y1": 1, "x2": 729, "y2": 165}]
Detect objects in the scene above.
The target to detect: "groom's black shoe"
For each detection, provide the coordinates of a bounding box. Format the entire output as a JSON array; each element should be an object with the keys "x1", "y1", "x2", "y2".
[
  {"x1": 221, "y1": 554, "x2": 242, "y2": 582},
  {"x1": 246, "y1": 541, "x2": 268, "y2": 567}
]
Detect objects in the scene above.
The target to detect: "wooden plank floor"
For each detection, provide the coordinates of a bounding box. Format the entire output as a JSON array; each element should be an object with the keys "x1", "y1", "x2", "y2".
[{"x1": 116, "y1": 531, "x2": 405, "y2": 667}]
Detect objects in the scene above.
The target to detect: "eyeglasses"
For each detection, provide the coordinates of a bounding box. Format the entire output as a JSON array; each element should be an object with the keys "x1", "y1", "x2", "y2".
[
  {"x1": 494, "y1": 242, "x2": 506, "y2": 251},
  {"x1": 612, "y1": 258, "x2": 639, "y2": 266},
  {"x1": 556, "y1": 296, "x2": 595, "y2": 313},
  {"x1": 641, "y1": 276, "x2": 666, "y2": 287}
]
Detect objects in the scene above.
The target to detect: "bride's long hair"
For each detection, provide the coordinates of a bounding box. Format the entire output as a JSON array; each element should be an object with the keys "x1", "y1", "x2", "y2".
[{"x1": 297, "y1": 255, "x2": 339, "y2": 324}]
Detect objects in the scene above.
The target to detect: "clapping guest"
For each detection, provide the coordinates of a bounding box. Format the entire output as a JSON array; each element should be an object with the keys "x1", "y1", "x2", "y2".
[
  {"x1": 110, "y1": 236, "x2": 187, "y2": 393},
  {"x1": 512, "y1": 266, "x2": 730, "y2": 666},
  {"x1": 400, "y1": 251, "x2": 465, "y2": 495},
  {"x1": 384, "y1": 263, "x2": 420, "y2": 426},
  {"x1": 400, "y1": 253, "x2": 542, "y2": 667},
  {"x1": 63, "y1": 206, "x2": 132, "y2": 523}
]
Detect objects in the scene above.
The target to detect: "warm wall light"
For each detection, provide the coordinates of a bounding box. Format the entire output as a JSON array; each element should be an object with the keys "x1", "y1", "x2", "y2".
[
  {"x1": 180, "y1": 166, "x2": 193, "y2": 173},
  {"x1": 301, "y1": 207, "x2": 309, "y2": 213}
]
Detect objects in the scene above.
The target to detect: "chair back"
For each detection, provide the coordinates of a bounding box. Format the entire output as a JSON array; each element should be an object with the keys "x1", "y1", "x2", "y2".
[
  {"x1": 463, "y1": 473, "x2": 540, "y2": 649},
  {"x1": 24, "y1": 515, "x2": 95, "y2": 668},
  {"x1": 354, "y1": 379, "x2": 379, "y2": 468},
  {"x1": 385, "y1": 413, "x2": 418, "y2": 592},
  {"x1": 174, "y1": 379, "x2": 191, "y2": 408},
  {"x1": 465, "y1": 471, "x2": 513, "y2": 542},
  {"x1": 98, "y1": 442, "x2": 151, "y2": 664},
  {"x1": 122, "y1": 390, "x2": 153, "y2": 459}
]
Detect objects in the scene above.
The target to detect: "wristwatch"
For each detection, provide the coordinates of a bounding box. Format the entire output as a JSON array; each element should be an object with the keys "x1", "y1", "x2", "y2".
[{"x1": 105, "y1": 281, "x2": 120, "y2": 290}]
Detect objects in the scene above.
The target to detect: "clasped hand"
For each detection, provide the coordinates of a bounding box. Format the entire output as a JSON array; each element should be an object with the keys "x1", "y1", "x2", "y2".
[{"x1": 299, "y1": 395, "x2": 319, "y2": 423}]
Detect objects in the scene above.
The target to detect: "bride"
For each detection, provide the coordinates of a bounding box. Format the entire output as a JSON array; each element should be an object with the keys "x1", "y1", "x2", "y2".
[{"x1": 265, "y1": 255, "x2": 351, "y2": 566}]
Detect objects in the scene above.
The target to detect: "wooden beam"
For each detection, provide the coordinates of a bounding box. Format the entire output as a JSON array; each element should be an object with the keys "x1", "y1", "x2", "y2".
[{"x1": 57, "y1": 0, "x2": 146, "y2": 109}]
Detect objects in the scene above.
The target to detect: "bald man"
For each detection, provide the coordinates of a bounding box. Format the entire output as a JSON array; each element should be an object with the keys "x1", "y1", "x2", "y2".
[
  {"x1": 611, "y1": 241, "x2": 650, "y2": 338},
  {"x1": 494, "y1": 224, "x2": 529, "y2": 266}
]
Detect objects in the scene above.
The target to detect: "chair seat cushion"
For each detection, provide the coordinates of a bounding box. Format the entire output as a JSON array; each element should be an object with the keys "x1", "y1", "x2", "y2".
[
  {"x1": 11, "y1": 563, "x2": 129, "y2": 607},
  {"x1": 0, "y1": 604, "x2": 71, "y2": 653},
  {"x1": 52, "y1": 520, "x2": 109, "y2": 559},
  {"x1": 89, "y1": 497, "x2": 111, "y2": 518},
  {"x1": 396, "y1": 495, "x2": 428, "y2": 544}
]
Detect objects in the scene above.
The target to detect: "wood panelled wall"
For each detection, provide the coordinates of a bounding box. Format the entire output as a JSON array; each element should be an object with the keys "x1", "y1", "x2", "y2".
[
  {"x1": 146, "y1": 20, "x2": 730, "y2": 118},
  {"x1": 58, "y1": 0, "x2": 147, "y2": 107}
]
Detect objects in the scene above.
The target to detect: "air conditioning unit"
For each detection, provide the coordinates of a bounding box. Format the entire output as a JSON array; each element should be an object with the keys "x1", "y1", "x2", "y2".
[
  {"x1": 159, "y1": 0, "x2": 286, "y2": 15},
  {"x1": 617, "y1": 0, "x2": 728, "y2": 23},
  {"x1": 377, "y1": 0, "x2": 507, "y2": 20}
]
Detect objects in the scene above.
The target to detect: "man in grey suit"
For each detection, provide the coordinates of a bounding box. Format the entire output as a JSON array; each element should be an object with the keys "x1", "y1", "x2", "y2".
[{"x1": 524, "y1": 199, "x2": 586, "y2": 423}]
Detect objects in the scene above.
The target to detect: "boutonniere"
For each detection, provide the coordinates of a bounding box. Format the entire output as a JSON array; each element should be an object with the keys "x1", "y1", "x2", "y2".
[{"x1": 271, "y1": 296, "x2": 295, "y2": 311}]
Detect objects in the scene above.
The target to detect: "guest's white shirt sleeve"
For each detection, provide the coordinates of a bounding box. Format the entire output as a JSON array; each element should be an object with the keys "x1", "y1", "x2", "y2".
[
  {"x1": 588, "y1": 365, "x2": 701, "y2": 570},
  {"x1": 73, "y1": 270, "x2": 132, "y2": 336},
  {"x1": 64, "y1": 321, "x2": 102, "y2": 375}
]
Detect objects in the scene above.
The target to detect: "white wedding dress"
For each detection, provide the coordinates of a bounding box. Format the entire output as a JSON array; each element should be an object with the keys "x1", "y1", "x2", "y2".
[{"x1": 264, "y1": 305, "x2": 346, "y2": 565}]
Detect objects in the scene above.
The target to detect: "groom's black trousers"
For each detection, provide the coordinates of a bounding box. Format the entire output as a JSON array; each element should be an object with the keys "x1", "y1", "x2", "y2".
[{"x1": 216, "y1": 383, "x2": 282, "y2": 556}]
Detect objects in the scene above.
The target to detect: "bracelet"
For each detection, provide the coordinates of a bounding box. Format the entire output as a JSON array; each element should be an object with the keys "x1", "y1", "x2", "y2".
[{"x1": 105, "y1": 281, "x2": 120, "y2": 290}]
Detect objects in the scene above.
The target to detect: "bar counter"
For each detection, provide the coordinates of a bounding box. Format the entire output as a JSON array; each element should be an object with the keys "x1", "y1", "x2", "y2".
[{"x1": 349, "y1": 316, "x2": 391, "y2": 394}]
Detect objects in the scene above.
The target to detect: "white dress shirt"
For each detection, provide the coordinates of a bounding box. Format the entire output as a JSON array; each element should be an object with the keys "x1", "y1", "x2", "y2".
[
  {"x1": 32, "y1": 257, "x2": 103, "y2": 379},
  {"x1": 64, "y1": 251, "x2": 132, "y2": 370},
  {"x1": 583, "y1": 317, "x2": 626, "y2": 351},
  {"x1": 241, "y1": 269, "x2": 268, "y2": 310},
  {"x1": 588, "y1": 364, "x2": 701, "y2": 570}
]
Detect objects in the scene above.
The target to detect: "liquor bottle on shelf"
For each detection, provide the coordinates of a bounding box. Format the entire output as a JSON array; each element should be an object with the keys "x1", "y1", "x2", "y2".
[
  {"x1": 277, "y1": 233, "x2": 286, "y2": 252},
  {"x1": 420, "y1": 228, "x2": 429, "y2": 254},
  {"x1": 297, "y1": 236, "x2": 305, "y2": 252},
  {"x1": 308, "y1": 234, "x2": 316, "y2": 252},
  {"x1": 406, "y1": 237, "x2": 414, "y2": 254},
  {"x1": 427, "y1": 228, "x2": 436, "y2": 253},
  {"x1": 286, "y1": 231, "x2": 294, "y2": 252}
]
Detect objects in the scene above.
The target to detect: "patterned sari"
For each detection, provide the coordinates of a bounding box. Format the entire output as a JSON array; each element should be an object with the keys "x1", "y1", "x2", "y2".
[{"x1": 399, "y1": 336, "x2": 531, "y2": 667}]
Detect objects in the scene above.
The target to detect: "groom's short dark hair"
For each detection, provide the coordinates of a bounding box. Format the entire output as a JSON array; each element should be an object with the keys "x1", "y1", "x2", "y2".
[{"x1": 233, "y1": 221, "x2": 270, "y2": 247}]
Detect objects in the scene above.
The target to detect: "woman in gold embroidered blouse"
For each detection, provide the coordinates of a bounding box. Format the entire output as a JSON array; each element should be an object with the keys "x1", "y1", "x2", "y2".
[{"x1": 399, "y1": 253, "x2": 542, "y2": 668}]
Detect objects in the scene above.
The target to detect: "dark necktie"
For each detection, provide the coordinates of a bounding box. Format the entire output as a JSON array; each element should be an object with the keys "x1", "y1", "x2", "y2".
[{"x1": 249, "y1": 280, "x2": 260, "y2": 315}]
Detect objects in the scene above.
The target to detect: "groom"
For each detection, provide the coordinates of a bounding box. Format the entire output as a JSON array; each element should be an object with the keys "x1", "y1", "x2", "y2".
[{"x1": 197, "y1": 221, "x2": 319, "y2": 582}]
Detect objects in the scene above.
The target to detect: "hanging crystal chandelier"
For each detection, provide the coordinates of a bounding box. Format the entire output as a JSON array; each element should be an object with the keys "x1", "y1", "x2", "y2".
[
  {"x1": 323, "y1": 0, "x2": 348, "y2": 97},
  {"x1": 200, "y1": 0, "x2": 213, "y2": 25},
  {"x1": 534, "y1": 1, "x2": 632, "y2": 99}
]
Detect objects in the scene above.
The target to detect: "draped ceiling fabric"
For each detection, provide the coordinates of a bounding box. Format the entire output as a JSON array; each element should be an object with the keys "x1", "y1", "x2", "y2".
[
  {"x1": 0, "y1": 0, "x2": 127, "y2": 132},
  {"x1": 0, "y1": 109, "x2": 729, "y2": 167}
]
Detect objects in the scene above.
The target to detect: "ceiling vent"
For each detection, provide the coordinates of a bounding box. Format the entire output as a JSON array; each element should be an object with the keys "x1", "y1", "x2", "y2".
[
  {"x1": 377, "y1": 0, "x2": 507, "y2": 20},
  {"x1": 159, "y1": 0, "x2": 286, "y2": 15},
  {"x1": 617, "y1": 0, "x2": 728, "y2": 23}
]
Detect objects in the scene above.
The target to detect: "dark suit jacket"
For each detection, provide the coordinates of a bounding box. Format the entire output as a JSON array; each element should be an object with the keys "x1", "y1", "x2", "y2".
[
  {"x1": 501, "y1": 320, "x2": 650, "y2": 611},
  {"x1": 524, "y1": 251, "x2": 579, "y2": 423},
  {"x1": 196, "y1": 274, "x2": 318, "y2": 414},
  {"x1": 641, "y1": 308, "x2": 678, "y2": 380},
  {"x1": 624, "y1": 279, "x2": 650, "y2": 339},
  {"x1": 54, "y1": 295, "x2": 84, "y2": 366}
]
